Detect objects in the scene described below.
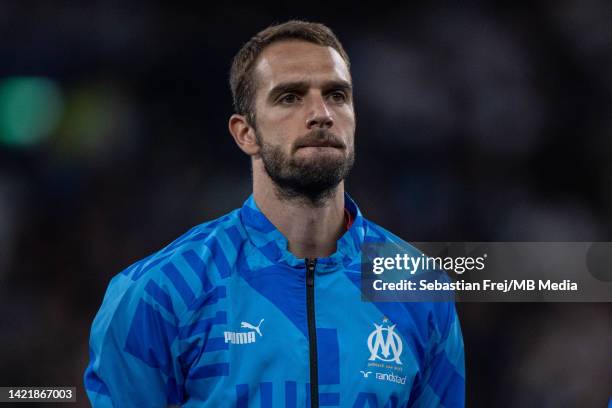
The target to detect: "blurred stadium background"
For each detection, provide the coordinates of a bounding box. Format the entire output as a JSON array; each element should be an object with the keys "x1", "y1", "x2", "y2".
[{"x1": 0, "y1": 1, "x2": 611, "y2": 406}]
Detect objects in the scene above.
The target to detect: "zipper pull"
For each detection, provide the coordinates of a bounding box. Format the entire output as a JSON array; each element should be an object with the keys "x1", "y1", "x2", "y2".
[{"x1": 306, "y1": 258, "x2": 316, "y2": 286}]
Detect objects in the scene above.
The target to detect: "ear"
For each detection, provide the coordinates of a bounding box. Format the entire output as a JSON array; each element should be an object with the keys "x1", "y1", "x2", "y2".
[{"x1": 228, "y1": 114, "x2": 260, "y2": 156}]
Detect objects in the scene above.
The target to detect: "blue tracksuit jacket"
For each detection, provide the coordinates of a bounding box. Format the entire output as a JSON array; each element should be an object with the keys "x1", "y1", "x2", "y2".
[{"x1": 84, "y1": 194, "x2": 465, "y2": 407}]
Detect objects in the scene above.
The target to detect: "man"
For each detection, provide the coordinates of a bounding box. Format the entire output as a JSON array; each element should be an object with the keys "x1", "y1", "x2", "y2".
[{"x1": 84, "y1": 20, "x2": 465, "y2": 407}]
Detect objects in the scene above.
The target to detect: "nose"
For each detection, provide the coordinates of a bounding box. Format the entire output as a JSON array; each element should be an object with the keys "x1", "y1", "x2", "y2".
[{"x1": 306, "y1": 94, "x2": 334, "y2": 129}]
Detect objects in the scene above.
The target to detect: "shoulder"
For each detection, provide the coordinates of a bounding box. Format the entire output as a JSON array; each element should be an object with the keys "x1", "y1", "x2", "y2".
[
  {"x1": 361, "y1": 216, "x2": 422, "y2": 257},
  {"x1": 100, "y1": 209, "x2": 244, "y2": 323},
  {"x1": 361, "y1": 217, "x2": 459, "y2": 339},
  {"x1": 124, "y1": 208, "x2": 242, "y2": 279}
]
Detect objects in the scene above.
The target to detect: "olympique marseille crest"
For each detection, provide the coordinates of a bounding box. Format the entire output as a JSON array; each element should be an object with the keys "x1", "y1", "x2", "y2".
[
  {"x1": 360, "y1": 317, "x2": 407, "y2": 385},
  {"x1": 367, "y1": 318, "x2": 403, "y2": 364}
]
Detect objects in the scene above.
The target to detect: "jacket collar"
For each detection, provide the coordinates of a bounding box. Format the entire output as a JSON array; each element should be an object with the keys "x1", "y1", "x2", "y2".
[{"x1": 239, "y1": 193, "x2": 366, "y2": 271}]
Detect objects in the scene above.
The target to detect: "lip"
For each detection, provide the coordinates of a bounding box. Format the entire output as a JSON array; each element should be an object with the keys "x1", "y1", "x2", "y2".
[{"x1": 297, "y1": 142, "x2": 344, "y2": 149}]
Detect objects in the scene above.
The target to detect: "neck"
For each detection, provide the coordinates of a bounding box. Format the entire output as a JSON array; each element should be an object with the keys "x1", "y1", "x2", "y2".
[{"x1": 252, "y1": 163, "x2": 346, "y2": 259}]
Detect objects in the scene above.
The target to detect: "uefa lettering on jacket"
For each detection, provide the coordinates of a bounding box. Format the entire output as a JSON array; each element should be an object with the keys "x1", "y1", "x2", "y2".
[{"x1": 84, "y1": 194, "x2": 465, "y2": 407}]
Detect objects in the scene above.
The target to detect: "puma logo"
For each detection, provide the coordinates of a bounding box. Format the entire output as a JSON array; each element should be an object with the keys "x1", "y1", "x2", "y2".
[{"x1": 240, "y1": 319, "x2": 264, "y2": 337}]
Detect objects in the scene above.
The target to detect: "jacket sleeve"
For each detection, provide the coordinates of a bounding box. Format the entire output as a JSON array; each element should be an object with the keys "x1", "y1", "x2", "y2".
[
  {"x1": 409, "y1": 302, "x2": 465, "y2": 407},
  {"x1": 84, "y1": 272, "x2": 187, "y2": 408}
]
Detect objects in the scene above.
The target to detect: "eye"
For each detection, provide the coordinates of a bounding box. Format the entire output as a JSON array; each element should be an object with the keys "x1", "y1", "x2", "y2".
[
  {"x1": 279, "y1": 94, "x2": 300, "y2": 104},
  {"x1": 329, "y1": 91, "x2": 347, "y2": 103}
]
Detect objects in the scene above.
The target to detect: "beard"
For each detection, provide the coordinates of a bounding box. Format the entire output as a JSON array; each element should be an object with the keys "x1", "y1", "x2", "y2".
[{"x1": 256, "y1": 128, "x2": 355, "y2": 206}]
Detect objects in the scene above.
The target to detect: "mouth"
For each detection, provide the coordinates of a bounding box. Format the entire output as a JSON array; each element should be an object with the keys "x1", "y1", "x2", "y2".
[
  {"x1": 296, "y1": 140, "x2": 345, "y2": 149},
  {"x1": 293, "y1": 129, "x2": 347, "y2": 152}
]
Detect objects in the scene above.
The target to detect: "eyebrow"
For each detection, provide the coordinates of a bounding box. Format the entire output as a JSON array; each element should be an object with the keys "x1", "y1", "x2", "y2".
[{"x1": 267, "y1": 80, "x2": 353, "y2": 103}]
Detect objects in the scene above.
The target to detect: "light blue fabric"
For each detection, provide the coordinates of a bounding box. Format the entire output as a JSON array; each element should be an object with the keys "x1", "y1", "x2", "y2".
[{"x1": 85, "y1": 194, "x2": 465, "y2": 407}]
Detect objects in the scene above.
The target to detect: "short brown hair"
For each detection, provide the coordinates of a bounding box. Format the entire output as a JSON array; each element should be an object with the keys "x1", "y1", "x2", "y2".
[{"x1": 229, "y1": 20, "x2": 350, "y2": 127}]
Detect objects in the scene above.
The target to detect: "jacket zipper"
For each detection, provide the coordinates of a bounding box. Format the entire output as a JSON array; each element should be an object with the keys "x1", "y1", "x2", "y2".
[{"x1": 305, "y1": 258, "x2": 318, "y2": 408}]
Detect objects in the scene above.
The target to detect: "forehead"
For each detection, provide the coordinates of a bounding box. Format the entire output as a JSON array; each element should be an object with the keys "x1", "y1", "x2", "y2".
[{"x1": 253, "y1": 40, "x2": 351, "y2": 92}]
